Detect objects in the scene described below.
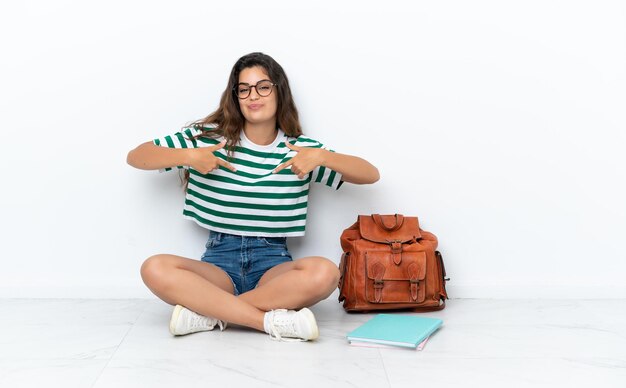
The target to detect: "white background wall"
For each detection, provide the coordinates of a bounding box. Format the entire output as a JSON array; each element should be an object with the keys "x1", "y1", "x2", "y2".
[{"x1": 1, "y1": 1, "x2": 624, "y2": 299}]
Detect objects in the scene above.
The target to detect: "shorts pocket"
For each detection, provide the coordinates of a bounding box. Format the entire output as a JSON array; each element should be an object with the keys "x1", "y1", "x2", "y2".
[
  {"x1": 205, "y1": 234, "x2": 223, "y2": 249},
  {"x1": 260, "y1": 237, "x2": 287, "y2": 247}
]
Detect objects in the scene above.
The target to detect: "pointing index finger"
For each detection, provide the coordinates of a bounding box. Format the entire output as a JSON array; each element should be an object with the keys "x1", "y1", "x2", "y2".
[
  {"x1": 209, "y1": 140, "x2": 226, "y2": 151},
  {"x1": 273, "y1": 159, "x2": 293, "y2": 174},
  {"x1": 217, "y1": 158, "x2": 237, "y2": 172},
  {"x1": 285, "y1": 141, "x2": 301, "y2": 151}
]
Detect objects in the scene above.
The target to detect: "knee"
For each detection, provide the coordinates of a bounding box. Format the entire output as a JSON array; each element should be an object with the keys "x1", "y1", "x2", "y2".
[
  {"x1": 305, "y1": 257, "x2": 341, "y2": 295},
  {"x1": 140, "y1": 255, "x2": 171, "y2": 289}
]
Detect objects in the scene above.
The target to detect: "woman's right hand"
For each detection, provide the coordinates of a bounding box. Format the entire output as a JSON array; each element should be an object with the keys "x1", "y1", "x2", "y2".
[{"x1": 187, "y1": 141, "x2": 236, "y2": 174}]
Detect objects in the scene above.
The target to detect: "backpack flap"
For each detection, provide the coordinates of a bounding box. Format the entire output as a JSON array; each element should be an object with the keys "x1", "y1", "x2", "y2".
[
  {"x1": 358, "y1": 214, "x2": 422, "y2": 244},
  {"x1": 364, "y1": 250, "x2": 427, "y2": 303}
]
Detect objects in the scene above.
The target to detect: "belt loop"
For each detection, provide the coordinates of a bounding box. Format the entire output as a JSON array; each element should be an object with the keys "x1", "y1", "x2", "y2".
[{"x1": 212, "y1": 231, "x2": 223, "y2": 242}]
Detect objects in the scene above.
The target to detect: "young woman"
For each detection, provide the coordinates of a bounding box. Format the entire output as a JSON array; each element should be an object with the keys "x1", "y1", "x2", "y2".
[{"x1": 127, "y1": 52, "x2": 379, "y2": 341}]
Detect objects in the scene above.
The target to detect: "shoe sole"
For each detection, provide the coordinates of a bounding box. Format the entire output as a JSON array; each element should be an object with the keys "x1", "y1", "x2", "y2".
[
  {"x1": 169, "y1": 304, "x2": 184, "y2": 335},
  {"x1": 299, "y1": 308, "x2": 319, "y2": 340}
]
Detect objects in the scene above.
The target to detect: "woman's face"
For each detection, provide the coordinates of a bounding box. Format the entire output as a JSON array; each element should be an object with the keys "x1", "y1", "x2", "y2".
[{"x1": 237, "y1": 66, "x2": 278, "y2": 127}]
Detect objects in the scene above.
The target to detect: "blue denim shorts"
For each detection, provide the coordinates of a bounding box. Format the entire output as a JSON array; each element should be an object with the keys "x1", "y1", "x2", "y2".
[{"x1": 200, "y1": 231, "x2": 293, "y2": 295}]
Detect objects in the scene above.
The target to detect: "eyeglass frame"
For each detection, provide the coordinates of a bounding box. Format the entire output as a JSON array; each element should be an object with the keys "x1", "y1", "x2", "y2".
[{"x1": 233, "y1": 79, "x2": 277, "y2": 99}]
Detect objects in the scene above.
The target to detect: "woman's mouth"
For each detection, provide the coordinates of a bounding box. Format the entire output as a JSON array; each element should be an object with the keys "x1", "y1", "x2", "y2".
[{"x1": 248, "y1": 104, "x2": 263, "y2": 110}]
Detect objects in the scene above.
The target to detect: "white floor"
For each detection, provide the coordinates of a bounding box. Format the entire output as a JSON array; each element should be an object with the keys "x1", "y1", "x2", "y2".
[{"x1": 1, "y1": 296, "x2": 625, "y2": 388}]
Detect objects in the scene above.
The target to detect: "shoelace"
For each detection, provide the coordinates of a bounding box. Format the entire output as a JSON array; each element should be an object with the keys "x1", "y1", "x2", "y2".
[
  {"x1": 186, "y1": 313, "x2": 212, "y2": 332},
  {"x1": 267, "y1": 310, "x2": 304, "y2": 342},
  {"x1": 184, "y1": 310, "x2": 226, "y2": 331}
]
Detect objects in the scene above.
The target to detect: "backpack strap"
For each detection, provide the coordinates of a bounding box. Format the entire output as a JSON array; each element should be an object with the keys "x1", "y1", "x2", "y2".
[
  {"x1": 407, "y1": 262, "x2": 420, "y2": 301},
  {"x1": 372, "y1": 262, "x2": 386, "y2": 302}
]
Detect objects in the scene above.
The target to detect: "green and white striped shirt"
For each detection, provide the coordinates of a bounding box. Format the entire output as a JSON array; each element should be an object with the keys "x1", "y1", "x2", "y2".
[{"x1": 153, "y1": 127, "x2": 343, "y2": 237}]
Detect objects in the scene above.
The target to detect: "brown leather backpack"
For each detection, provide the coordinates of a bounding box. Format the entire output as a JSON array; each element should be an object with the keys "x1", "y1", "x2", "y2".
[{"x1": 338, "y1": 214, "x2": 449, "y2": 312}]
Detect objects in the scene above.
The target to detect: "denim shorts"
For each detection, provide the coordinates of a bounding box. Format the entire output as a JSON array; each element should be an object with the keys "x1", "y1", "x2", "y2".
[{"x1": 200, "y1": 231, "x2": 293, "y2": 295}]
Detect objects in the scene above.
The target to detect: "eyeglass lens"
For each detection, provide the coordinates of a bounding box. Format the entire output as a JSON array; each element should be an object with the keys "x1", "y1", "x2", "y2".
[{"x1": 236, "y1": 80, "x2": 274, "y2": 98}]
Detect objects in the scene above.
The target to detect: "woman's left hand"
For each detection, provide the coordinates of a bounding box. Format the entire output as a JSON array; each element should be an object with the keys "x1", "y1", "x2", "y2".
[{"x1": 273, "y1": 142, "x2": 326, "y2": 179}]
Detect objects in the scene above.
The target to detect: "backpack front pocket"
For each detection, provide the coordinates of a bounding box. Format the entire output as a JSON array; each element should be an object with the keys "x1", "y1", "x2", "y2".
[{"x1": 364, "y1": 250, "x2": 427, "y2": 304}]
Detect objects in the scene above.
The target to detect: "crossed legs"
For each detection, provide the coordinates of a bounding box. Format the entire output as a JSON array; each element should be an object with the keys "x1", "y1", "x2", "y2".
[{"x1": 140, "y1": 254, "x2": 340, "y2": 332}]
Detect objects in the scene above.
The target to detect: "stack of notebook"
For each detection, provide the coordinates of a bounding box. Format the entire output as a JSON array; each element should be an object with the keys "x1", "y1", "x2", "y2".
[{"x1": 346, "y1": 314, "x2": 443, "y2": 350}]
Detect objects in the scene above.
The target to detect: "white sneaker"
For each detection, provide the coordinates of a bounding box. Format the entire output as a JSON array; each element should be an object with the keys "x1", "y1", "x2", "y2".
[
  {"x1": 169, "y1": 305, "x2": 227, "y2": 336},
  {"x1": 265, "y1": 308, "x2": 319, "y2": 341}
]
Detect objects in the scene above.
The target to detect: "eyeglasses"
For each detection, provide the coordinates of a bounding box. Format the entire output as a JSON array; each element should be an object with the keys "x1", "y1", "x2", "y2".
[{"x1": 234, "y1": 80, "x2": 276, "y2": 99}]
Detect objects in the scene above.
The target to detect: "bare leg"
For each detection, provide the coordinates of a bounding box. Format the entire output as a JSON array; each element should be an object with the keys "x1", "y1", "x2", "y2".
[
  {"x1": 238, "y1": 256, "x2": 340, "y2": 311},
  {"x1": 140, "y1": 254, "x2": 265, "y2": 331}
]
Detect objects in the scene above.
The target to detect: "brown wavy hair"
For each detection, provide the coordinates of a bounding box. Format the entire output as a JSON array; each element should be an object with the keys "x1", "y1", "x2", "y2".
[
  {"x1": 181, "y1": 52, "x2": 303, "y2": 187},
  {"x1": 189, "y1": 52, "x2": 302, "y2": 145}
]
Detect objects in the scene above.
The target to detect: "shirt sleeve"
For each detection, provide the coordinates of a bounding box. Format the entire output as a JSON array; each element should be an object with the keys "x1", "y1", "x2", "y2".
[
  {"x1": 152, "y1": 127, "x2": 202, "y2": 172},
  {"x1": 295, "y1": 136, "x2": 343, "y2": 190}
]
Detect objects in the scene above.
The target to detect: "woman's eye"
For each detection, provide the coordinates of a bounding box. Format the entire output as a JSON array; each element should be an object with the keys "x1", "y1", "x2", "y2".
[{"x1": 239, "y1": 87, "x2": 249, "y2": 93}]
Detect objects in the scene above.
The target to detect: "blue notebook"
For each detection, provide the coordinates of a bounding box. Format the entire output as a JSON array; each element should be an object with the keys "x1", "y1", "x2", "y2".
[{"x1": 346, "y1": 314, "x2": 443, "y2": 349}]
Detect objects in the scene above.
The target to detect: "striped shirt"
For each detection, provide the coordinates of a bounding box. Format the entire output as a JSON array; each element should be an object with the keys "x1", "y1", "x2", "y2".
[{"x1": 153, "y1": 127, "x2": 343, "y2": 237}]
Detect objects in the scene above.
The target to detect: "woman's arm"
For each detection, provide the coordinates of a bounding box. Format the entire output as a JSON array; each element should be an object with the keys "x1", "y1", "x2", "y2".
[
  {"x1": 319, "y1": 150, "x2": 379, "y2": 184},
  {"x1": 127, "y1": 141, "x2": 191, "y2": 170},
  {"x1": 127, "y1": 141, "x2": 235, "y2": 173},
  {"x1": 273, "y1": 142, "x2": 379, "y2": 184}
]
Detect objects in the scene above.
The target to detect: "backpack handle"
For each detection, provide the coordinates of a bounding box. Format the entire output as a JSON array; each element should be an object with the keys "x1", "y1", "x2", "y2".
[{"x1": 372, "y1": 214, "x2": 404, "y2": 231}]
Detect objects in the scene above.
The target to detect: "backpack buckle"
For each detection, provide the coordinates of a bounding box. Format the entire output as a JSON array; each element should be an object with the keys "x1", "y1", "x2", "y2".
[{"x1": 389, "y1": 240, "x2": 403, "y2": 254}]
